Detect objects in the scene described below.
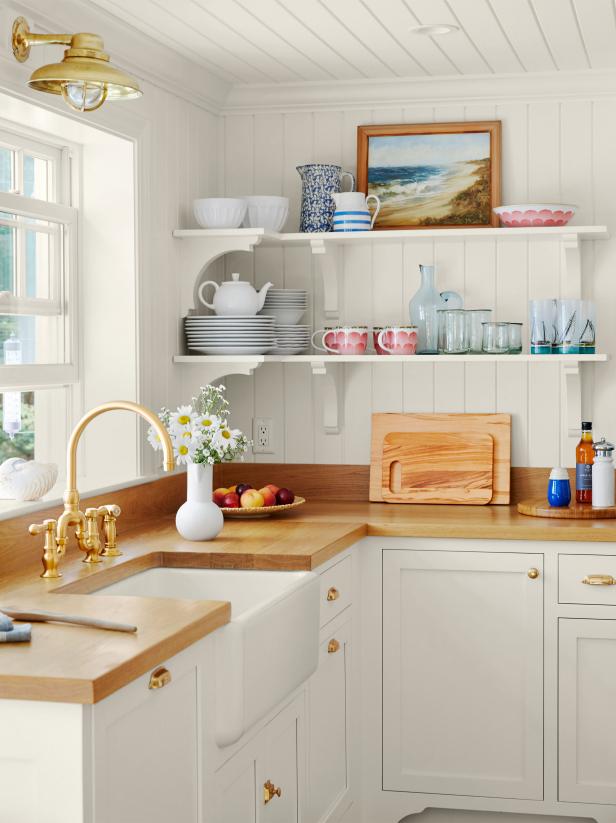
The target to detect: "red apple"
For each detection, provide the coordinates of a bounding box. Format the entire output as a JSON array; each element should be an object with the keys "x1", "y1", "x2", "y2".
[
  {"x1": 265, "y1": 483, "x2": 280, "y2": 496},
  {"x1": 241, "y1": 489, "x2": 265, "y2": 508},
  {"x1": 222, "y1": 492, "x2": 240, "y2": 508},
  {"x1": 258, "y1": 486, "x2": 276, "y2": 507},
  {"x1": 276, "y1": 488, "x2": 295, "y2": 505},
  {"x1": 236, "y1": 483, "x2": 253, "y2": 497},
  {"x1": 213, "y1": 487, "x2": 229, "y2": 506}
]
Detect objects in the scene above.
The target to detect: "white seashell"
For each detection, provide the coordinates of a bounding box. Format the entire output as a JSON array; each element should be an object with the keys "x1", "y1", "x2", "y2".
[{"x1": 0, "y1": 459, "x2": 58, "y2": 501}]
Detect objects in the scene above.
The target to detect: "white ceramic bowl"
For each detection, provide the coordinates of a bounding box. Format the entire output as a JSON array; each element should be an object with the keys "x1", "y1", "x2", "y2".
[
  {"x1": 259, "y1": 307, "x2": 305, "y2": 325},
  {"x1": 194, "y1": 198, "x2": 247, "y2": 229},
  {"x1": 242, "y1": 196, "x2": 289, "y2": 232}
]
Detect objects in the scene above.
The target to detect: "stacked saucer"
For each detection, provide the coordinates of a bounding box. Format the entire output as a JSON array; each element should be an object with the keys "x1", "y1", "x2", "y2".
[
  {"x1": 271, "y1": 325, "x2": 311, "y2": 355},
  {"x1": 259, "y1": 289, "x2": 307, "y2": 326},
  {"x1": 185, "y1": 315, "x2": 275, "y2": 355}
]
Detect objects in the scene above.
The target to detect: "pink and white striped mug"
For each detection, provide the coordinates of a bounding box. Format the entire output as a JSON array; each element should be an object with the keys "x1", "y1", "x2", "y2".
[
  {"x1": 375, "y1": 325, "x2": 418, "y2": 355},
  {"x1": 312, "y1": 325, "x2": 368, "y2": 354}
]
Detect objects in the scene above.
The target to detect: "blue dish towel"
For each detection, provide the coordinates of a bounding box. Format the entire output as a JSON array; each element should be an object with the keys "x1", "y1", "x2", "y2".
[{"x1": 0, "y1": 611, "x2": 31, "y2": 643}]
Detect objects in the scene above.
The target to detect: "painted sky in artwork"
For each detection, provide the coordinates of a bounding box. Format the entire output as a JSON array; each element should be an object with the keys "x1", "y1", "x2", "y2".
[{"x1": 369, "y1": 132, "x2": 490, "y2": 167}]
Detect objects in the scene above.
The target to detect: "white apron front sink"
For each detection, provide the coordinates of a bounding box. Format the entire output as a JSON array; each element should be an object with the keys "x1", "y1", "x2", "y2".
[{"x1": 91, "y1": 567, "x2": 320, "y2": 746}]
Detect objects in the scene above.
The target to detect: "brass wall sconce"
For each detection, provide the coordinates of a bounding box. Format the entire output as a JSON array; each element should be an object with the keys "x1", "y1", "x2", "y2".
[{"x1": 11, "y1": 16, "x2": 142, "y2": 112}]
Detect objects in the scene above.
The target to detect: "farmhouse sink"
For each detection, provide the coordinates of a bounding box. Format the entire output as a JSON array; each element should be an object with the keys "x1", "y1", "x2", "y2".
[{"x1": 91, "y1": 567, "x2": 320, "y2": 746}]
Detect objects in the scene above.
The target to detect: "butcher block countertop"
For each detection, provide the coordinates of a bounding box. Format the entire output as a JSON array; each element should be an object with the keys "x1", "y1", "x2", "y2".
[{"x1": 2, "y1": 495, "x2": 616, "y2": 704}]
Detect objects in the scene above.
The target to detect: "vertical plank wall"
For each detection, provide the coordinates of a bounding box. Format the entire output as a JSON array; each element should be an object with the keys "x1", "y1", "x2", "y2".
[{"x1": 213, "y1": 96, "x2": 615, "y2": 468}]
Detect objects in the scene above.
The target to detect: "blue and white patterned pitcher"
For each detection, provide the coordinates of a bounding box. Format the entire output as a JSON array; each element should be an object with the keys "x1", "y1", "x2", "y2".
[{"x1": 297, "y1": 164, "x2": 355, "y2": 232}]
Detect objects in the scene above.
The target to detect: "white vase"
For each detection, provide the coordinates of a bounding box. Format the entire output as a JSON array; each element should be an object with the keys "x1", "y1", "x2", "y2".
[{"x1": 175, "y1": 462, "x2": 224, "y2": 541}]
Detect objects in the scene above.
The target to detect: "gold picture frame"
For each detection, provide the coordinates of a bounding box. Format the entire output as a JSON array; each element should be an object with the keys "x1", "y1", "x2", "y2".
[{"x1": 357, "y1": 121, "x2": 501, "y2": 230}]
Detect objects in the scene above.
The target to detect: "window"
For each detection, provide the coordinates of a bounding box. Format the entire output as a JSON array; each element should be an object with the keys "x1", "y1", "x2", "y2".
[{"x1": 0, "y1": 126, "x2": 77, "y2": 465}]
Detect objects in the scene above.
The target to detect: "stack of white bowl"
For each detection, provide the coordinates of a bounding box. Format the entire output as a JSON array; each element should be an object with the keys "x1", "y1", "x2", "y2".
[
  {"x1": 193, "y1": 196, "x2": 289, "y2": 231},
  {"x1": 184, "y1": 315, "x2": 275, "y2": 355},
  {"x1": 259, "y1": 289, "x2": 309, "y2": 354}
]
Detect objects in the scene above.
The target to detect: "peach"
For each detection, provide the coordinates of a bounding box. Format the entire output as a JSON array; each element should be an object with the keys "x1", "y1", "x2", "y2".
[
  {"x1": 227, "y1": 484, "x2": 237, "y2": 492},
  {"x1": 240, "y1": 489, "x2": 265, "y2": 508},
  {"x1": 213, "y1": 487, "x2": 229, "y2": 506},
  {"x1": 258, "y1": 487, "x2": 276, "y2": 507},
  {"x1": 265, "y1": 483, "x2": 280, "y2": 496}
]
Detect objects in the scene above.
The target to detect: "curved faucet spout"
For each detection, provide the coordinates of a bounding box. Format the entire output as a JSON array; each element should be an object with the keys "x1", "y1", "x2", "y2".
[{"x1": 64, "y1": 400, "x2": 175, "y2": 506}]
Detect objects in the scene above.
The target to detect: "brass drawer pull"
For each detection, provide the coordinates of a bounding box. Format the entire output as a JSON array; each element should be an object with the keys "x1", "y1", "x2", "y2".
[
  {"x1": 326, "y1": 587, "x2": 340, "y2": 602},
  {"x1": 328, "y1": 638, "x2": 340, "y2": 654},
  {"x1": 582, "y1": 574, "x2": 616, "y2": 586},
  {"x1": 527, "y1": 568, "x2": 540, "y2": 579},
  {"x1": 263, "y1": 780, "x2": 282, "y2": 804},
  {"x1": 148, "y1": 666, "x2": 172, "y2": 689}
]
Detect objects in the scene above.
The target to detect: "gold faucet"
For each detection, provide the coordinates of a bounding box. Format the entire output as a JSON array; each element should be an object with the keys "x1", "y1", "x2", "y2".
[{"x1": 29, "y1": 401, "x2": 174, "y2": 579}]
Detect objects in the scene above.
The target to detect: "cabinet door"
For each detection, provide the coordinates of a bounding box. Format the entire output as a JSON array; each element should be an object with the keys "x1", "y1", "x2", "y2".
[
  {"x1": 213, "y1": 745, "x2": 257, "y2": 823},
  {"x1": 383, "y1": 549, "x2": 543, "y2": 800},
  {"x1": 559, "y1": 618, "x2": 616, "y2": 803},
  {"x1": 257, "y1": 700, "x2": 302, "y2": 823},
  {"x1": 92, "y1": 649, "x2": 199, "y2": 823},
  {"x1": 307, "y1": 617, "x2": 351, "y2": 823}
]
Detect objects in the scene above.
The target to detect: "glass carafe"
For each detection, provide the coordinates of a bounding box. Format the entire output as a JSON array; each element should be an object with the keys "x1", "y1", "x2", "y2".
[{"x1": 409, "y1": 265, "x2": 446, "y2": 354}]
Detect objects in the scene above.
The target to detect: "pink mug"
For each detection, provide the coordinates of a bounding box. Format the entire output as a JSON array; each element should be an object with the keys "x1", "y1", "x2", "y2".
[
  {"x1": 312, "y1": 326, "x2": 368, "y2": 354},
  {"x1": 376, "y1": 325, "x2": 418, "y2": 355}
]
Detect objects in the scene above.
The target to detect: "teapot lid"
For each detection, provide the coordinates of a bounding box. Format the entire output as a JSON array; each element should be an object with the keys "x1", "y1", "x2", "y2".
[{"x1": 227, "y1": 273, "x2": 247, "y2": 285}]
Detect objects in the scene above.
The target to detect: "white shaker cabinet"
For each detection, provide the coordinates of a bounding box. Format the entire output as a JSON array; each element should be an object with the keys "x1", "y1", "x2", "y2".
[
  {"x1": 307, "y1": 614, "x2": 352, "y2": 823},
  {"x1": 382, "y1": 549, "x2": 543, "y2": 800},
  {"x1": 559, "y1": 618, "x2": 616, "y2": 804},
  {"x1": 91, "y1": 648, "x2": 200, "y2": 823}
]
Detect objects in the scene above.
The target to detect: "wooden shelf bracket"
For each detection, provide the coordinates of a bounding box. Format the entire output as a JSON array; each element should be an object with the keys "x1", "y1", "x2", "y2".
[
  {"x1": 561, "y1": 233, "x2": 582, "y2": 298},
  {"x1": 310, "y1": 239, "x2": 340, "y2": 319},
  {"x1": 311, "y1": 360, "x2": 343, "y2": 434}
]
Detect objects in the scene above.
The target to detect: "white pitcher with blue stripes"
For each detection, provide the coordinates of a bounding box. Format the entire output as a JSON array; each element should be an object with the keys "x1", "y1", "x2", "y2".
[{"x1": 332, "y1": 191, "x2": 381, "y2": 232}]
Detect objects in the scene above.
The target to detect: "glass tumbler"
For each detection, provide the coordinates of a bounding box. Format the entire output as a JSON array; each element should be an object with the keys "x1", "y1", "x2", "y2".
[
  {"x1": 578, "y1": 300, "x2": 596, "y2": 353},
  {"x1": 530, "y1": 299, "x2": 556, "y2": 354},
  {"x1": 438, "y1": 309, "x2": 468, "y2": 354},
  {"x1": 507, "y1": 322, "x2": 523, "y2": 354},
  {"x1": 555, "y1": 298, "x2": 581, "y2": 354},
  {"x1": 482, "y1": 322, "x2": 509, "y2": 354},
  {"x1": 466, "y1": 309, "x2": 492, "y2": 353}
]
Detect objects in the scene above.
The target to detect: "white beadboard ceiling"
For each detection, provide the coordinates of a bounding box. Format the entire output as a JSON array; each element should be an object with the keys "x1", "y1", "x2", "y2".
[{"x1": 87, "y1": 0, "x2": 616, "y2": 85}]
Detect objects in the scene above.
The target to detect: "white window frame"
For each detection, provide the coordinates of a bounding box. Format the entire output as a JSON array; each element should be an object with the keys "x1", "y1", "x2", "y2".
[{"x1": 0, "y1": 125, "x2": 78, "y2": 392}]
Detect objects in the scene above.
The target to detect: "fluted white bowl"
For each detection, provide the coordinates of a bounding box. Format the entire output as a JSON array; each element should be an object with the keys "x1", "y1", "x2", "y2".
[
  {"x1": 242, "y1": 196, "x2": 289, "y2": 232},
  {"x1": 194, "y1": 198, "x2": 247, "y2": 229}
]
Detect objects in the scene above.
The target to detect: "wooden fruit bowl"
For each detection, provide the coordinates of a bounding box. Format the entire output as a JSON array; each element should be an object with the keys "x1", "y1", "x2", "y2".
[{"x1": 220, "y1": 496, "x2": 306, "y2": 519}]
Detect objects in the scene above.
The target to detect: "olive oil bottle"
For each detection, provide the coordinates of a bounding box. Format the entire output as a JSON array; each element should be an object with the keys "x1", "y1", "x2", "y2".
[{"x1": 576, "y1": 421, "x2": 594, "y2": 504}]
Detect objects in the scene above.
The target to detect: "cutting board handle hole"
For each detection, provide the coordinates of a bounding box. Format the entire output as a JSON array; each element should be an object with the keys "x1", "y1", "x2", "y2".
[{"x1": 389, "y1": 460, "x2": 402, "y2": 493}]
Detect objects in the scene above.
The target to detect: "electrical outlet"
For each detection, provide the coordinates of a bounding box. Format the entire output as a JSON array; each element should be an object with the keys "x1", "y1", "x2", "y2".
[{"x1": 253, "y1": 417, "x2": 273, "y2": 453}]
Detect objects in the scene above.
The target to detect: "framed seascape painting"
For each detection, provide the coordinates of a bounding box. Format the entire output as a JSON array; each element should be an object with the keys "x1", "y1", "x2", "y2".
[{"x1": 357, "y1": 121, "x2": 501, "y2": 229}]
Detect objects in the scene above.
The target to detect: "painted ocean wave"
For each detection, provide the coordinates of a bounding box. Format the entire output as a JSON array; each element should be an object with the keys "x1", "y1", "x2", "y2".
[{"x1": 368, "y1": 163, "x2": 460, "y2": 203}]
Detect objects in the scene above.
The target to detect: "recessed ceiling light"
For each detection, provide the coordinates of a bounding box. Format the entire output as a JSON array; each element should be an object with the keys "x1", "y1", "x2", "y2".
[{"x1": 410, "y1": 23, "x2": 460, "y2": 36}]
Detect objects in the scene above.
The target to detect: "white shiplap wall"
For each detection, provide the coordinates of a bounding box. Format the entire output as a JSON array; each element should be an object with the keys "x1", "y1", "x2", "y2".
[{"x1": 218, "y1": 97, "x2": 616, "y2": 468}]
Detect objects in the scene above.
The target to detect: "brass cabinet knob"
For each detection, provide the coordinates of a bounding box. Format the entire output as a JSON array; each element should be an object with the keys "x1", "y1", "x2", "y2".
[
  {"x1": 263, "y1": 780, "x2": 282, "y2": 804},
  {"x1": 328, "y1": 638, "x2": 341, "y2": 654},
  {"x1": 527, "y1": 568, "x2": 540, "y2": 579},
  {"x1": 148, "y1": 667, "x2": 172, "y2": 689},
  {"x1": 582, "y1": 574, "x2": 616, "y2": 586},
  {"x1": 326, "y1": 587, "x2": 340, "y2": 602}
]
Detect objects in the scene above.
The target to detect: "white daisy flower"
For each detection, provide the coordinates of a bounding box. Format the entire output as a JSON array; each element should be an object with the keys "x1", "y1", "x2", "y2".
[
  {"x1": 169, "y1": 405, "x2": 198, "y2": 429},
  {"x1": 197, "y1": 413, "x2": 221, "y2": 433},
  {"x1": 214, "y1": 426, "x2": 241, "y2": 451},
  {"x1": 147, "y1": 426, "x2": 163, "y2": 451},
  {"x1": 173, "y1": 438, "x2": 197, "y2": 465}
]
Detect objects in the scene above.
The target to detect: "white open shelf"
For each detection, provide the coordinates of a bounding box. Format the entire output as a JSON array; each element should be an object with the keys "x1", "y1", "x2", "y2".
[
  {"x1": 173, "y1": 225, "x2": 609, "y2": 318},
  {"x1": 173, "y1": 353, "x2": 608, "y2": 436}
]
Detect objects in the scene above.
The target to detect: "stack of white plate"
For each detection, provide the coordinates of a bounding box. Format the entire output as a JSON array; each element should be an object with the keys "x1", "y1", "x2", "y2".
[
  {"x1": 185, "y1": 315, "x2": 275, "y2": 355},
  {"x1": 259, "y1": 289, "x2": 307, "y2": 326},
  {"x1": 271, "y1": 325, "x2": 311, "y2": 355}
]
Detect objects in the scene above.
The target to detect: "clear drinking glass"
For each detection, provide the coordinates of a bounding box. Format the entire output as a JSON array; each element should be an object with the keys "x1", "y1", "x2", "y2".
[
  {"x1": 555, "y1": 298, "x2": 581, "y2": 354},
  {"x1": 466, "y1": 309, "x2": 492, "y2": 353},
  {"x1": 529, "y1": 299, "x2": 556, "y2": 354},
  {"x1": 437, "y1": 309, "x2": 468, "y2": 354},
  {"x1": 507, "y1": 322, "x2": 523, "y2": 354},
  {"x1": 482, "y1": 322, "x2": 509, "y2": 354},
  {"x1": 578, "y1": 300, "x2": 596, "y2": 353}
]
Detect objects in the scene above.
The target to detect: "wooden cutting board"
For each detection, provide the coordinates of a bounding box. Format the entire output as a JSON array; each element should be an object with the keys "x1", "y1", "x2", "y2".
[
  {"x1": 518, "y1": 499, "x2": 616, "y2": 519},
  {"x1": 370, "y1": 413, "x2": 511, "y2": 505}
]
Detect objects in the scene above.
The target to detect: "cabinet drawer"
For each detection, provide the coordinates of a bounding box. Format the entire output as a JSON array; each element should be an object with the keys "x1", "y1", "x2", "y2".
[
  {"x1": 319, "y1": 555, "x2": 352, "y2": 627},
  {"x1": 559, "y1": 554, "x2": 616, "y2": 605}
]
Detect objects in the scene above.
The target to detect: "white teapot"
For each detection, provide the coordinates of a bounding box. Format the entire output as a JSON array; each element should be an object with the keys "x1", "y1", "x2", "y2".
[{"x1": 197, "y1": 273, "x2": 273, "y2": 316}]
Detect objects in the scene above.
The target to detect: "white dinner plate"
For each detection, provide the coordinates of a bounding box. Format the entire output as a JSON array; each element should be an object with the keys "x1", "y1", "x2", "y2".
[{"x1": 188, "y1": 345, "x2": 273, "y2": 354}]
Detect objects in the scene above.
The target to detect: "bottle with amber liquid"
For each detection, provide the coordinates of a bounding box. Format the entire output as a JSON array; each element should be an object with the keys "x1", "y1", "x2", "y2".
[{"x1": 576, "y1": 421, "x2": 594, "y2": 504}]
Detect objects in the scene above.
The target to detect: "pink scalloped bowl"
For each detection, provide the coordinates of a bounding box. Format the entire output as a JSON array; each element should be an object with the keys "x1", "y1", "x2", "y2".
[{"x1": 493, "y1": 204, "x2": 576, "y2": 227}]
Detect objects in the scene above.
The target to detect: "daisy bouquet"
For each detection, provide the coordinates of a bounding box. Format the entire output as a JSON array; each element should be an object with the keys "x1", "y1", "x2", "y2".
[{"x1": 148, "y1": 384, "x2": 250, "y2": 465}]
